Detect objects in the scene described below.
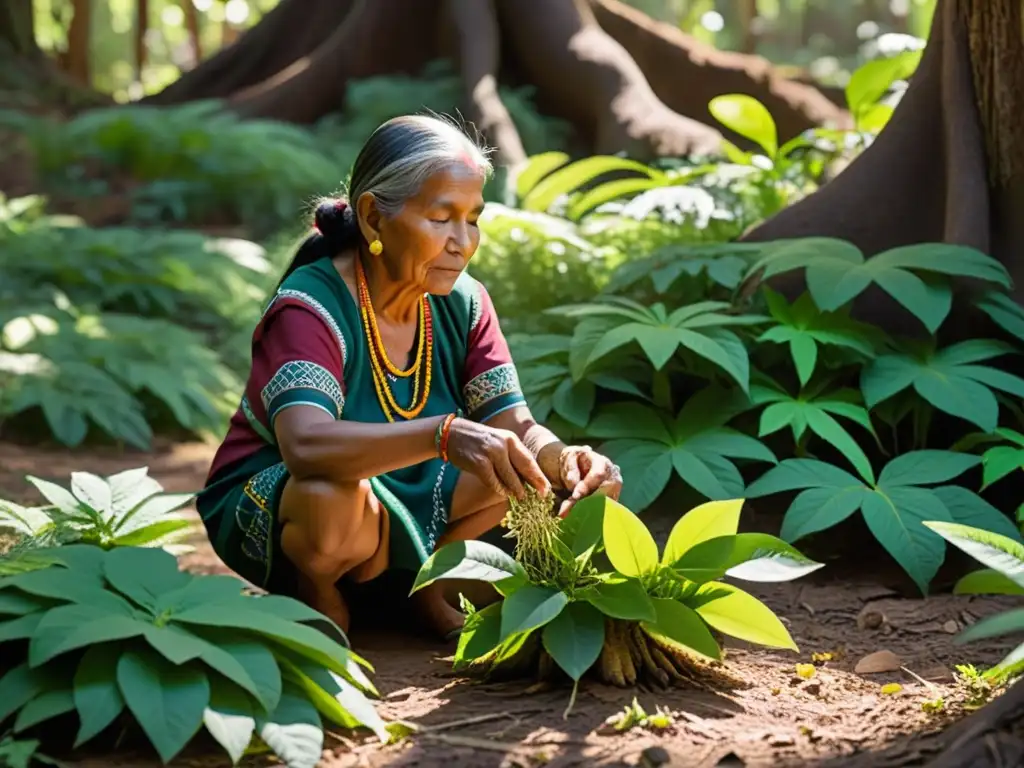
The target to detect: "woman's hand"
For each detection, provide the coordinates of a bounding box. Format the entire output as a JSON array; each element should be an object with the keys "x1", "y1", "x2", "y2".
[
  {"x1": 556, "y1": 445, "x2": 622, "y2": 517},
  {"x1": 446, "y1": 418, "x2": 551, "y2": 500}
]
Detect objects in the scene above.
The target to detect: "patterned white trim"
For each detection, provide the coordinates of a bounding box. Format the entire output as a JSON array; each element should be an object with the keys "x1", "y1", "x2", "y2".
[
  {"x1": 261, "y1": 360, "x2": 345, "y2": 417},
  {"x1": 425, "y1": 464, "x2": 448, "y2": 551},
  {"x1": 469, "y1": 284, "x2": 484, "y2": 333},
  {"x1": 266, "y1": 289, "x2": 348, "y2": 367},
  {"x1": 463, "y1": 363, "x2": 522, "y2": 415}
]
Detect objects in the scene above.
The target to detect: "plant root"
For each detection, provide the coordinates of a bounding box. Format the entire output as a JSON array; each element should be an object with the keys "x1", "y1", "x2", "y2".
[{"x1": 465, "y1": 617, "x2": 748, "y2": 692}]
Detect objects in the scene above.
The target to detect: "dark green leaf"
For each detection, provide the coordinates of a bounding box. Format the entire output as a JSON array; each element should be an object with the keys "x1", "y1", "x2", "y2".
[
  {"x1": 14, "y1": 685, "x2": 75, "y2": 733},
  {"x1": 411, "y1": 541, "x2": 525, "y2": 594},
  {"x1": 580, "y1": 578, "x2": 656, "y2": 622},
  {"x1": 455, "y1": 602, "x2": 503, "y2": 664},
  {"x1": 643, "y1": 597, "x2": 721, "y2": 660},
  {"x1": 499, "y1": 586, "x2": 568, "y2": 640},
  {"x1": 117, "y1": 647, "x2": 210, "y2": 763},
  {"x1": 73, "y1": 643, "x2": 125, "y2": 747},
  {"x1": 30, "y1": 603, "x2": 148, "y2": 667},
  {"x1": 541, "y1": 602, "x2": 605, "y2": 681},
  {"x1": 862, "y1": 488, "x2": 950, "y2": 593},
  {"x1": 104, "y1": 546, "x2": 190, "y2": 610}
]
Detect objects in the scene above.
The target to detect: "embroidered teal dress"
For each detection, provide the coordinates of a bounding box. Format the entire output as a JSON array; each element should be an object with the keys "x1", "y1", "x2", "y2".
[{"x1": 197, "y1": 259, "x2": 525, "y2": 593}]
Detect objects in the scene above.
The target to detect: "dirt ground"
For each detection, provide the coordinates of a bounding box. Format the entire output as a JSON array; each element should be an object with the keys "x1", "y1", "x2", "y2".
[{"x1": 1, "y1": 439, "x2": 1021, "y2": 768}]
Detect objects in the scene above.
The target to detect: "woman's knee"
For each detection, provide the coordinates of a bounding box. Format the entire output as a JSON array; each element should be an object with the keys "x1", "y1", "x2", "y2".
[{"x1": 280, "y1": 477, "x2": 379, "y2": 567}]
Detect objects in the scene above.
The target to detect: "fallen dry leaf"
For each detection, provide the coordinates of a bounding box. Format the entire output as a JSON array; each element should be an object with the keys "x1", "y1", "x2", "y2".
[{"x1": 855, "y1": 650, "x2": 903, "y2": 674}]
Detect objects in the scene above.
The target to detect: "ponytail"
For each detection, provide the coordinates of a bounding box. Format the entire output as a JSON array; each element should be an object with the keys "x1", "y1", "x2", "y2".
[{"x1": 276, "y1": 198, "x2": 361, "y2": 288}]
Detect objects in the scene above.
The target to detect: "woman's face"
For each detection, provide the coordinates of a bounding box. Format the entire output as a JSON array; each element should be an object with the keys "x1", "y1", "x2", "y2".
[{"x1": 370, "y1": 164, "x2": 486, "y2": 295}]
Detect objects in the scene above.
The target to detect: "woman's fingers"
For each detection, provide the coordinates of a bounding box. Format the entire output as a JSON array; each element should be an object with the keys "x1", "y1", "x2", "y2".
[
  {"x1": 507, "y1": 438, "x2": 551, "y2": 496},
  {"x1": 491, "y1": 452, "x2": 527, "y2": 500}
]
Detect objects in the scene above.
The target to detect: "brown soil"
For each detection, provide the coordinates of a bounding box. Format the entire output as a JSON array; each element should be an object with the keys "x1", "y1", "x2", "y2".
[{"x1": 0, "y1": 439, "x2": 1020, "y2": 768}]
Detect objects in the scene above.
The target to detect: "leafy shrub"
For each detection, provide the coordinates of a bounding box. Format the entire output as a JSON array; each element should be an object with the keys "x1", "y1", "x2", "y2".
[
  {"x1": 0, "y1": 196, "x2": 269, "y2": 447},
  {"x1": 413, "y1": 494, "x2": 816, "y2": 699},
  {"x1": 513, "y1": 227, "x2": 1024, "y2": 591},
  {"x1": 1, "y1": 467, "x2": 193, "y2": 554},
  {"x1": 0, "y1": 545, "x2": 386, "y2": 768},
  {"x1": 923, "y1": 521, "x2": 1024, "y2": 681}
]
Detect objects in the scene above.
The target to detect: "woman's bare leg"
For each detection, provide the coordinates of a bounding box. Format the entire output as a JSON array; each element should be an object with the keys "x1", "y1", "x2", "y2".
[
  {"x1": 414, "y1": 472, "x2": 509, "y2": 636},
  {"x1": 278, "y1": 478, "x2": 388, "y2": 634}
]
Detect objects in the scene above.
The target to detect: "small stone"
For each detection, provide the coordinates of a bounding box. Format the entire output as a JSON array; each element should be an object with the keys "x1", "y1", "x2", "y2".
[
  {"x1": 857, "y1": 607, "x2": 886, "y2": 630},
  {"x1": 769, "y1": 735, "x2": 796, "y2": 747},
  {"x1": 639, "y1": 746, "x2": 672, "y2": 767},
  {"x1": 804, "y1": 681, "x2": 822, "y2": 696},
  {"x1": 855, "y1": 649, "x2": 903, "y2": 674},
  {"x1": 943, "y1": 619, "x2": 959, "y2": 634}
]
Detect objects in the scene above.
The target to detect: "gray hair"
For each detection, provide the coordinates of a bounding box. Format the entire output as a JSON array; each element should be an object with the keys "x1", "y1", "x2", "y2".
[{"x1": 347, "y1": 114, "x2": 493, "y2": 216}]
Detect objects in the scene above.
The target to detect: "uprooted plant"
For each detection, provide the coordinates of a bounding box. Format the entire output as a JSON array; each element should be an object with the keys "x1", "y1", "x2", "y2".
[{"x1": 412, "y1": 492, "x2": 820, "y2": 708}]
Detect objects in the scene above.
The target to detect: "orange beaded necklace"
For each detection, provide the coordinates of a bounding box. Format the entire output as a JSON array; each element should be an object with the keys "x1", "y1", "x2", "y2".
[{"x1": 355, "y1": 257, "x2": 433, "y2": 421}]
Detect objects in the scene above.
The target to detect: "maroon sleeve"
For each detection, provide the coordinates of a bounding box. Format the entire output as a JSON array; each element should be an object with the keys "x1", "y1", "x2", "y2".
[
  {"x1": 246, "y1": 303, "x2": 346, "y2": 434},
  {"x1": 461, "y1": 282, "x2": 526, "y2": 422}
]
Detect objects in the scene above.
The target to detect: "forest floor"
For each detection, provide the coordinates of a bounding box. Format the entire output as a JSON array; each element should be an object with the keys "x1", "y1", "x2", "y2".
[{"x1": 1, "y1": 438, "x2": 1020, "y2": 768}]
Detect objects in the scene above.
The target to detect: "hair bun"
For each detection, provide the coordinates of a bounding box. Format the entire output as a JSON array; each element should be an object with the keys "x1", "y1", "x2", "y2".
[{"x1": 313, "y1": 197, "x2": 355, "y2": 247}]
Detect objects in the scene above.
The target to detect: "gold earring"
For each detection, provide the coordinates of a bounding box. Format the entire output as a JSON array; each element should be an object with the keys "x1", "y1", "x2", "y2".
[{"x1": 369, "y1": 239, "x2": 383, "y2": 256}]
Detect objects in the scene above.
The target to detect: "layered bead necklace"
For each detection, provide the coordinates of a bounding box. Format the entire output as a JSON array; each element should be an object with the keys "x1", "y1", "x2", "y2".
[{"x1": 355, "y1": 257, "x2": 433, "y2": 422}]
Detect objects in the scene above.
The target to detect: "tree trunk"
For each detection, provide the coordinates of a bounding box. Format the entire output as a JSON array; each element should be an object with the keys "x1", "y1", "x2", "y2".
[
  {"x1": 67, "y1": 0, "x2": 92, "y2": 86},
  {"x1": 181, "y1": 0, "x2": 202, "y2": 65},
  {"x1": 923, "y1": 678, "x2": 1024, "y2": 767},
  {"x1": 144, "y1": 0, "x2": 844, "y2": 158},
  {"x1": 495, "y1": 0, "x2": 723, "y2": 159},
  {"x1": 0, "y1": 0, "x2": 40, "y2": 58},
  {"x1": 135, "y1": 0, "x2": 148, "y2": 80},
  {"x1": 588, "y1": 0, "x2": 850, "y2": 145},
  {"x1": 738, "y1": 0, "x2": 1006, "y2": 334}
]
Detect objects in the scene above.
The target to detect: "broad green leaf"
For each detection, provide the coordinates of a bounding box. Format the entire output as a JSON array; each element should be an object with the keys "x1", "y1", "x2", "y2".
[
  {"x1": 923, "y1": 521, "x2": 1024, "y2": 588},
  {"x1": 30, "y1": 603, "x2": 148, "y2": 667},
  {"x1": 0, "y1": 590, "x2": 51, "y2": 616},
  {"x1": 558, "y1": 495, "x2": 606, "y2": 556},
  {"x1": 541, "y1": 602, "x2": 605, "y2": 681},
  {"x1": 112, "y1": 517, "x2": 193, "y2": 547},
  {"x1": 602, "y1": 440, "x2": 674, "y2": 513},
  {"x1": 580, "y1": 578, "x2": 656, "y2": 622},
  {"x1": 189, "y1": 630, "x2": 283, "y2": 714},
  {"x1": 14, "y1": 685, "x2": 75, "y2": 732},
  {"x1": 104, "y1": 546, "x2": 190, "y2": 610},
  {"x1": 522, "y1": 155, "x2": 661, "y2": 212},
  {"x1": 24, "y1": 475, "x2": 80, "y2": 512},
  {"x1": 931, "y1": 486, "x2": 1022, "y2": 542},
  {"x1": 455, "y1": 602, "x2": 503, "y2": 664},
  {"x1": 846, "y1": 51, "x2": 922, "y2": 116},
  {"x1": 956, "y1": 608, "x2": 1024, "y2": 645},
  {"x1": 7, "y1": 561, "x2": 107, "y2": 600},
  {"x1": 662, "y1": 499, "x2": 744, "y2": 565},
  {"x1": 70, "y1": 472, "x2": 112, "y2": 519},
  {"x1": 746, "y1": 458, "x2": 863, "y2": 497},
  {"x1": 643, "y1": 597, "x2": 721, "y2": 660},
  {"x1": 73, "y1": 643, "x2": 125, "y2": 747},
  {"x1": 709, "y1": 94, "x2": 778, "y2": 156},
  {"x1": 687, "y1": 581, "x2": 797, "y2": 650},
  {"x1": 981, "y1": 445, "x2": 1024, "y2": 489},
  {"x1": 515, "y1": 151, "x2": 570, "y2": 200},
  {"x1": 552, "y1": 378, "x2": 596, "y2": 428},
  {"x1": 779, "y1": 487, "x2": 869, "y2": 542},
  {"x1": 862, "y1": 488, "x2": 951, "y2": 593},
  {"x1": 172, "y1": 605, "x2": 352, "y2": 678},
  {"x1": 877, "y1": 451, "x2": 979, "y2": 487},
  {"x1": 106, "y1": 467, "x2": 163, "y2": 516},
  {"x1": 0, "y1": 663, "x2": 62, "y2": 724},
  {"x1": 117, "y1": 648, "x2": 210, "y2": 763},
  {"x1": 256, "y1": 690, "x2": 323, "y2": 768},
  {"x1": 0, "y1": 613, "x2": 44, "y2": 643},
  {"x1": 862, "y1": 344, "x2": 1023, "y2": 433},
  {"x1": 279, "y1": 656, "x2": 387, "y2": 742},
  {"x1": 203, "y1": 682, "x2": 256, "y2": 766},
  {"x1": 674, "y1": 533, "x2": 823, "y2": 583},
  {"x1": 411, "y1": 540, "x2": 525, "y2": 593},
  {"x1": 602, "y1": 498, "x2": 659, "y2": 577},
  {"x1": 953, "y1": 568, "x2": 1024, "y2": 596},
  {"x1": 499, "y1": 585, "x2": 568, "y2": 640}
]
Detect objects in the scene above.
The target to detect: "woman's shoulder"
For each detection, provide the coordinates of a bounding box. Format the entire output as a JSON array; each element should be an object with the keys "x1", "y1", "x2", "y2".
[{"x1": 436, "y1": 271, "x2": 489, "y2": 330}]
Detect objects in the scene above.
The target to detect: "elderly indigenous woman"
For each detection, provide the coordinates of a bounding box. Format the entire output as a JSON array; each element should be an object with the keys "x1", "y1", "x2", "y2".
[{"x1": 198, "y1": 115, "x2": 622, "y2": 636}]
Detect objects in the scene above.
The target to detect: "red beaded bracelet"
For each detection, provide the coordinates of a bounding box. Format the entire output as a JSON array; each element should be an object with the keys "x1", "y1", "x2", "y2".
[{"x1": 439, "y1": 413, "x2": 457, "y2": 463}]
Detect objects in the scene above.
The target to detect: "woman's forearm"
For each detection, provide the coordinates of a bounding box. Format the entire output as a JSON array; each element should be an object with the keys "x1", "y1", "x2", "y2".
[
  {"x1": 279, "y1": 411, "x2": 447, "y2": 481},
  {"x1": 522, "y1": 423, "x2": 565, "y2": 486}
]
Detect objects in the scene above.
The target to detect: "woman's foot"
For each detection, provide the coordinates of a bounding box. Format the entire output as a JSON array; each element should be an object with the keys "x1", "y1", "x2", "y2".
[
  {"x1": 414, "y1": 582, "x2": 466, "y2": 638},
  {"x1": 296, "y1": 575, "x2": 352, "y2": 634}
]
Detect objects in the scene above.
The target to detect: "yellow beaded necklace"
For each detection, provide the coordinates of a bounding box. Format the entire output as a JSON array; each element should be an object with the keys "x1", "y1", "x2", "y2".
[{"x1": 356, "y1": 258, "x2": 433, "y2": 422}]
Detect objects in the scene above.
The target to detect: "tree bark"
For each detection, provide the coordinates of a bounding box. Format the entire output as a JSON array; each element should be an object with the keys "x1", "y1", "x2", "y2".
[
  {"x1": 228, "y1": 0, "x2": 439, "y2": 123},
  {"x1": 738, "y1": 0, "x2": 1000, "y2": 334},
  {"x1": 143, "y1": 0, "x2": 845, "y2": 158},
  {"x1": 588, "y1": 0, "x2": 851, "y2": 144},
  {"x1": 0, "y1": 0, "x2": 40, "y2": 58},
  {"x1": 147, "y1": 0, "x2": 354, "y2": 105},
  {"x1": 444, "y1": 0, "x2": 527, "y2": 168},
  {"x1": 496, "y1": 0, "x2": 723, "y2": 160},
  {"x1": 135, "y1": 0, "x2": 149, "y2": 80},
  {"x1": 181, "y1": 0, "x2": 202, "y2": 65},
  {"x1": 923, "y1": 679, "x2": 1024, "y2": 767},
  {"x1": 67, "y1": 0, "x2": 92, "y2": 86}
]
